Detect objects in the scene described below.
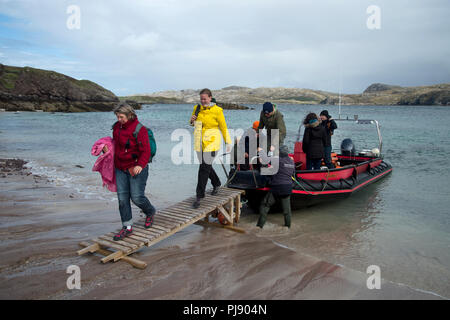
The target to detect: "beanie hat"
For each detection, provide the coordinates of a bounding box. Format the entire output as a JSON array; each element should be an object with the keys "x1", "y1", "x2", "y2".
[
  {"x1": 252, "y1": 121, "x2": 260, "y2": 130},
  {"x1": 279, "y1": 145, "x2": 290, "y2": 157},
  {"x1": 263, "y1": 102, "x2": 274, "y2": 114},
  {"x1": 320, "y1": 110, "x2": 330, "y2": 118}
]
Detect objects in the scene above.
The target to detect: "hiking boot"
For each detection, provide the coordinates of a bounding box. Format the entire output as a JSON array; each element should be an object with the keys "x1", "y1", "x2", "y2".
[
  {"x1": 113, "y1": 226, "x2": 132, "y2": 241},
  {"x1": 193, "y1": 198, "x2": 201, "y2": 209},
  {"x1": 144, "y1": 214, "x2": 154, "y2": 229},
  {"x1": 211, "y1": 186, "x2": 220, "y2": 196}
]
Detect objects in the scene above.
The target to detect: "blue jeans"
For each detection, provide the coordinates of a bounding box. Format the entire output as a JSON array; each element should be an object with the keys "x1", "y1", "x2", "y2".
[
  {"x1": 323, "y1": 146, "x2": 334, "y2": 169},
  {"x1": 306, "y1": 158, "x2": 322, "y2": 170},
  {"x1": 115, "y1": 166, "x2": 155, "y2": 227}
]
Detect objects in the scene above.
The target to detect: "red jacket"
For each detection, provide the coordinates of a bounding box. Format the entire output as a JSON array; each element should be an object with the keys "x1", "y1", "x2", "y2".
[{"x1": 112, "y1": 117, "x2": 151, "y2": 171}]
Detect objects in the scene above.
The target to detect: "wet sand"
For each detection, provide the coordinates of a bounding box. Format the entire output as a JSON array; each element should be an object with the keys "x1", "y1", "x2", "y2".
[{"x1": 0, "y1": 158, "x2": 442, "y2": 300}]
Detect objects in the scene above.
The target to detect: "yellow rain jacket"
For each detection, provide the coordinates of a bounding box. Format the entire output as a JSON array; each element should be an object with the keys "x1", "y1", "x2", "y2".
[{"x1": 191, "y1": 104, "x2": 232, "y2": 152}]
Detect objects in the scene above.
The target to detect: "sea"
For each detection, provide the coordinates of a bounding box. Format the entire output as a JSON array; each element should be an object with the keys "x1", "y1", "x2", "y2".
[{"x1": 0, "y1": 103, "x2": 449, "y2": 298}]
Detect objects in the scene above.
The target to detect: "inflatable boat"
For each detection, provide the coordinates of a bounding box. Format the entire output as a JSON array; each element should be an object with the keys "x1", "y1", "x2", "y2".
[{"x1": 226, "y1": 118, "x2": 393, "y2": 211}]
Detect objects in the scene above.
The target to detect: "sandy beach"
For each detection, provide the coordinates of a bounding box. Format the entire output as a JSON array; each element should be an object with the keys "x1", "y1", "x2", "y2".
[{"x1": 0, "y1": 158, "x2": 443, "y2": 300}]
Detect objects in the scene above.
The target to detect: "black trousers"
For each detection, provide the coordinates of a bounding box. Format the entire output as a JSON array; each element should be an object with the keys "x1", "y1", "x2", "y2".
[{"x1": 196, "y1": 151, "x2": 221, "y2": 199}]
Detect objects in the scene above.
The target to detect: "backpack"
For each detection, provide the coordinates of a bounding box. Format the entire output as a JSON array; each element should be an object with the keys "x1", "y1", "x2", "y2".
[{"x1": 133, "y1": 123, "x2": 157, "y2": 162}]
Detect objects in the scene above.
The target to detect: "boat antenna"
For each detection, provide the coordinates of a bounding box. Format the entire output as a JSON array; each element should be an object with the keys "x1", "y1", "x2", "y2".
[{"x1": 338, "y1": 65, "x2": 342, "y2": 120}]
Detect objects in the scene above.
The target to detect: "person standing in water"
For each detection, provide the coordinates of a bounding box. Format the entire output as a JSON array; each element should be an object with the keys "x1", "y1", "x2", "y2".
[
  {"x1": 190, "y1": 89, "x2": 232, "y2": 209},
  {"x1": 105, "y1": 103, "x2": 156, "y2": 241},
  {"x1": 256, "y1": 145, "x2": 295, "y2": 229}
]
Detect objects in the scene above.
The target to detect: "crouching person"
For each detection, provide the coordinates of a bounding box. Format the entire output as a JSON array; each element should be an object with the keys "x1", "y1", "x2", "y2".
[
  {"x1": 107, "y1": 103, "x2": 156, "y2": 241},
  {"x1": 257, "y1": 145, "x2": 295, "y2": 229}
]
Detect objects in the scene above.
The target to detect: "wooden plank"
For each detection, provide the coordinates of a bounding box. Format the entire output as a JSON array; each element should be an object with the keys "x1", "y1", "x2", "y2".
[
  {"x1": 143, "y1": 212, "x2": 210, "y2": 249},
  {"x1": 77, "y1": 243, "x2": 100, "y2": 255},
  {"x1": 155, "y1": 216, "x2": 181, "y2": 227},
  {"x1": 133, "y1": 225, "x2": 163, "y2": 237},
  {"x1": 156, "y1": 213, "x2": 190, "y2": 225},
  {"x1": 196, "y1": 220, "x2": 246, "y2": 233},
  {"x1": 163, "y1": 207, "x2": 201, "y2": 218},
  {"x1": 132, "y1": 230, "x2": 158, "y2": 242},
  {"x1": 167, "y1": 203, "x2": 205, "y2": 214},
  {"x1": 79, "y1": 242, "x2": 147, "y2": 269},
  {"x1": 151, "y1": 218, "x2": 178, "y2": 229},
  {"x1": 92, "y1": 238, "x2": 131, "y2": 253},
  {"x1": 128, "y1": 232, "x2": 153, "y2": 243},
  {"x1": 217, "y1": 205, "x2": 233, "y2": 224},
  {"x1": 200, "y1": 198, "x2": 230, "y2": 208},
  {"x1": 155, "y1": 213, "x2": 186, "y2": 224},
  {"x1": 235, "y1": 194, "x2": 241, "y2": 223},
  {"x1": 105, "y1": 233, "x2": 144, "y2": 246},
  {"x1": 99, "y1": 235, "x2": 138, "y2": 250},
  {"x1": 215, "y1": 188, "x2": 242, "y2": 196},
  {"x1": 101, "y1": 251, "x2": 123, "y2": 263},
  {"x1": 201, "y1": 195, "x2": 232, "y2": 204},
  {"x1": 133, "y1": 224, "x2": 166, "y2": 235},
  {"x1": 204, "y1": 199, "x2": 231, "y2": 207},
  {"x1": 157, "y1": 211, "x2": 191, "y2": 222},
  {"x1": 163, "y1": 206, "x2": 201, "y2": 215},
  {"x1": 177, "y1": 199, "x2": 216, "y2": 208},
  {"x1": 133, "y1": 222, "x2": 170, "y2": 233},
  {"x1": 175, "y1": 203, "x2": 214, "y2": 213},
  {"x1": 229, "y1": 198, "x2": 235, "y2": 226},
  {"x1": 147, "y1": 223, "x2": 172, "y2": 233}
]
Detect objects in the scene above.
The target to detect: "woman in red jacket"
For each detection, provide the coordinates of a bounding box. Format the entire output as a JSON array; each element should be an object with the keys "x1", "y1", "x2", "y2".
[{"x1": 104, "y1": 103, "x2": 156, "y2": 241}]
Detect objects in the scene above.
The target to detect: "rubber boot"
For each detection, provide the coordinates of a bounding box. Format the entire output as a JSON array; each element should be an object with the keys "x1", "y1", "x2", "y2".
[
  {"x1": 257, "y1": 205, "x2": 270, "y2": 228},
  {"x1": 257, "y1": 192, "x2": 275, "y2": 228},
  {"x1": 280, "y1": 195, "x2": 291, "y2": 228}
]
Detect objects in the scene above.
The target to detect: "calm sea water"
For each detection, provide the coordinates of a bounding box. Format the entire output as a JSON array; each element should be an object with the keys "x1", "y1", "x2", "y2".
[{"x1": 1, "y1": 104, "x2": 449, "y2": 297}]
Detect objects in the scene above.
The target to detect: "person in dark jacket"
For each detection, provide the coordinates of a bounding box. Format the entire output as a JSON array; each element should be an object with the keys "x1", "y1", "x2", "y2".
[
  {"x1": 256, "y1": 145, "x2": 295, "y2": 228},
  {"x1": 236, "y1": 121, "x2": 265, "y2": 171},
  {"x1": 257, "y1": 102, "x2": 286, "y2": 150},
  {"x1": 320, "y1": 110, "x2": 338, "y2": 168},
  {"x1": 302, "y1": 113, "x2": 327, "y2": 170},
  {"x1": 106, "y1": 103, "x2": 156, "y2": 241}
]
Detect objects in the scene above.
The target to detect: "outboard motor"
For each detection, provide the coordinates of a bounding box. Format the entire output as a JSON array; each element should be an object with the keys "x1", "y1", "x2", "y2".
[{"x1": 341, "y1": 138, "x2": 356, "y2": 156}]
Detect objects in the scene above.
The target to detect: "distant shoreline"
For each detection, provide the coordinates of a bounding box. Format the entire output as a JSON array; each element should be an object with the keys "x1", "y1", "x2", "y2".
[{"x1": 122, "y1": 82, "x2": 450, "y2": 107}]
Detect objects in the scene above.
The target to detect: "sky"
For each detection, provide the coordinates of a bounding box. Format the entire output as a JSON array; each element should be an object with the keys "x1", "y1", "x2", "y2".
[{"x1": 0, "y1": 0, "x2": 449, "y2": 96}]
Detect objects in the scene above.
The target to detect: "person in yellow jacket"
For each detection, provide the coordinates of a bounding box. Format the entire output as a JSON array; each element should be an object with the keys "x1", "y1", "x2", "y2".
[{"x1": 190, "y1": 88, "x2": 232, "y2": 208}]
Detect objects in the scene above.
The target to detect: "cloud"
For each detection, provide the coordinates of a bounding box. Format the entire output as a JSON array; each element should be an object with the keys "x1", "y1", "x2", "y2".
[{"x1": 0, "y1": 0, "x2": 449, "y2": 95}]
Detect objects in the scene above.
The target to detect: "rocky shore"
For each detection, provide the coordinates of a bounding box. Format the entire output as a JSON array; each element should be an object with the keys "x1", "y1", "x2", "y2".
[{"x1": 0, "y1": 64, "x2": 140, "y2": 112}]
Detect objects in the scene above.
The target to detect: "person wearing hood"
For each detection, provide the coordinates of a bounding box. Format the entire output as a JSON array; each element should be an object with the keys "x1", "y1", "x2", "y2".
[
  {"x1": 257, "y1": 102, "x2": 286, "y2": 150},
  {"x1": 104, "y1": 103, "x2": 156, "y2": 241},
  {"x1": 256, "y1": 145, "x2": 295, "y2": 229},
  {"x1": 320, "y1": 110, "x2": 338, "y2": 168},
  {"x1": 302, "y1": 112, "x2": 327, "y2": 170}
]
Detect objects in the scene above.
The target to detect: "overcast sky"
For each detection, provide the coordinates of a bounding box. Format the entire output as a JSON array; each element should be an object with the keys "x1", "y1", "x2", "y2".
[{"x1": 0, "y1": 0, "x2": 449, "y2": 95}]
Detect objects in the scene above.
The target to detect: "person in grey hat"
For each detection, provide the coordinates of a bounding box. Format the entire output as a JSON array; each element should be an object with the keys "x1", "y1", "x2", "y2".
[{"x1": 256, "y1": 145, "x2": 295, "y2": 228}]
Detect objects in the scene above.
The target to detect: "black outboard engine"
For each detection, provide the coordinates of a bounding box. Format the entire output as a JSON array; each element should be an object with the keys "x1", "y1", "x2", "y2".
[{"x1": 341, "y1": 138, "x2": 356, "y2": 156}]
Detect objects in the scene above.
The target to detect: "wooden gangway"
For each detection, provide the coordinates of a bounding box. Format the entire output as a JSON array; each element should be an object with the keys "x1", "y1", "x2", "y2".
[{"x1": 78, "y1": 187, "x2": 245, "y2": 269}]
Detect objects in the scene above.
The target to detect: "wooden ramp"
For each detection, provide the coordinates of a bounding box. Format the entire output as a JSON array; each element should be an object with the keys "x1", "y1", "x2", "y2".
[{"x1": 78, "y1": 187, "x2": 245, "y2": 269}]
